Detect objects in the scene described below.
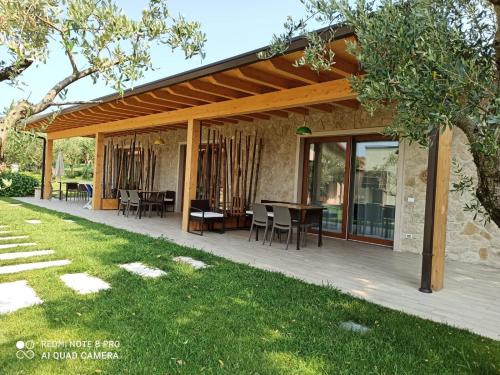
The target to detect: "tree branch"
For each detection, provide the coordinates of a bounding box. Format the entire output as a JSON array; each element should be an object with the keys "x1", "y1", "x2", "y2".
[{"x1": 0, "y1": 59, "x2": 33, "y2": 82}]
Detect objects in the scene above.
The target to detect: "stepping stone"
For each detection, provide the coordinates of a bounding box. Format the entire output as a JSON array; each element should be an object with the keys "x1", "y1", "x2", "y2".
[
  {"x1": 0, "y1": 236, "x2": 29, "y2": 241},
  {"x1": 60, "y1": 273, "x2": 110, "y2": 294},
  {"x1": 0, "y1": 259, "x2": 71, "y2": 275},
  {"x1": 173, "y1": 256, "x2": 208, "y2": 270},
  {"x1": 0, "y1": 242, "x2": 36, "y2": 250},
  {"x1": 8, "y1": 204, "x2": 22, "y2": 207},
  {"x1": 0, "y1": 280, "x2": 42, "y2": 314},
  {"x1": 119, "y1": 262, "x2": 167, "y2": 278},
  {"x1": 0, "y1": 225, "x2": 9, "y2": 229},
  {"x1": 0, "y1": 231, "x2": 13, "y2": 234},
  {"x1": 0, "y1": 250, "x2": 54, "y2": 261},
  {"x1": 25, "y1": 220, "x2": 41, "y2": 224},
  {"x1": 63, "y1": 219, "x2": 75, "y2": 223},
  {"x1": 339, "y1": 321, "x2": 371, "y2": 334}
]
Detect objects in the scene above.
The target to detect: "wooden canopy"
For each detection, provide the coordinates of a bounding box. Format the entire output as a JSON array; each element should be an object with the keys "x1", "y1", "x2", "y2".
[{"x1": 27, "y1": 26, "x2": 361, "y2": 140}]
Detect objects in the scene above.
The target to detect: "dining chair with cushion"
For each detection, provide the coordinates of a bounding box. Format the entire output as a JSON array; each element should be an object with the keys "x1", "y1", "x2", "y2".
[
  {"x1": 188, "y1": 199, "x2": 225, "y2": 236},
  {"x1": 248, "y1": 203, "x2": 273, "y2": 244},
  {"x1": 117, "y1": 189, "x2": 129, "y2": 216},
  {"x1": 164, "y1": 191, "x2": 176, "y2": 212}
]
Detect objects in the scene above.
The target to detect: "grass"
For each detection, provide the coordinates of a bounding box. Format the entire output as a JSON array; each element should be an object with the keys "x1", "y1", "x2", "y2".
[{"x1": 0, "y1": 198, "x2": 498, "y2": 375}]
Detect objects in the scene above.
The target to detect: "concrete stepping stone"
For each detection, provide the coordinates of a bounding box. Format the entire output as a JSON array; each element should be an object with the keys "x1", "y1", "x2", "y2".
[
  {"x1": 0, "y1": 242, "x2": 36, "y2": 250},
  {"x1": 60, "y1": 273, "x2": 110, "y2": 294},
  {"x1": 0, "y1": 250, "x2": 54, "y2": 261},
  {"x1": 0, "y1": 230, "x2": 13, "y2": 234},
  {"x1": 0, "y1": 225, "x2": 9, "y2": 229},
  {"x1": 25, "y1": 220, "x2": 41, "y2": 224},
  {"x1": 119, "y1": 262, "x2": 167, "y2": 278},
  {"x1": 0, "y1": 236, "x2": 29, "y2": 241},
  {"x1": 340, "y1": 321, "x2": 371, "y2": 334},
  {"x1": 0, "y1": 280, "x2": 42, "y2": 314},
  {"x1": 8, "y1": 203, "x2": 22, "y2": 207},
  {"x1": 173, "y1": 256, "x2": 208, "y2": 270},
  {"x1": 0, "y1": 259, "x2": 71, "y2": 275},
  {"x1": 63, "y1": 219, "x2": 75, "y2": 223}
]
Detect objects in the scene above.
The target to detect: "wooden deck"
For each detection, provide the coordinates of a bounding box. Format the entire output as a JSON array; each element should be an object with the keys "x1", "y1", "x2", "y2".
[{"x1": 17, "y1": 197, "x2": 500, "y2": 340}]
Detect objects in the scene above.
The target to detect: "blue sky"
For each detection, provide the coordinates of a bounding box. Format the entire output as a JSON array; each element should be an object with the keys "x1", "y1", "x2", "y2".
[{"x1": 1, "y1": 0, "x2": 319, "y2": 112}]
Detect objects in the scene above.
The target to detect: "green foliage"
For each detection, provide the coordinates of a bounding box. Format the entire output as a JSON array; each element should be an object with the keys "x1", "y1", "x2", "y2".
[
  {"x1": 0, "y1": 171, "x2": 39, "y2": 196},
  {"x1": 54, "y1": 137, "x2": 94, "y2": 175},
  {"x1": 2, "y1": 130, "x2": 43, "y2": 171},
  {"x1": 264, "y1": 0, "x2": 500, "y2": 224}
]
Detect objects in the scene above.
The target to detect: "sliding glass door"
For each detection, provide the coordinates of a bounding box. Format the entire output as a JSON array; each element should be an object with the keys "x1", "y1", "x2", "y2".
[{"x1": 303, "y1": 135, "x2": 399, "y2": 246}]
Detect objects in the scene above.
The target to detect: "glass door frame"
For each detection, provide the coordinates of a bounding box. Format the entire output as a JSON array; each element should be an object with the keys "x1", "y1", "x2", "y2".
[
  {"x1": 301, "y1": 133, "x2": 396, "y2": 247},
  {"x1": 301, "y1": 135, "x2": 352, "y2": 239}
]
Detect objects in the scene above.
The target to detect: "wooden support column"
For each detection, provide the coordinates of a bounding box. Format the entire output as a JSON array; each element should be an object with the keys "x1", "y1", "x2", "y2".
[
  {"x1": 181, "y1": 119, "x2": 201, "y2": 231},
  {"x1": 43, "y1": 139, "x2": 53, "y2": 199},
  {"x1": 420, "y1": 127, "x2": 453, "y2": 292},
  {"x1": 92, "y1": 132, "x2": 105, "y2": 210}
]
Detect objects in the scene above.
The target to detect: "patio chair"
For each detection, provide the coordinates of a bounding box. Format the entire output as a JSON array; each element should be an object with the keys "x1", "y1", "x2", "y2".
[
  {"x1": 164, "y1": 191, "x2": 176, "y2": 212},
  {"x1": 382, "y1": 205, "x2": 396, "y2": 239},
  {"x1": 299, "y1": 209, "x2": 322, "y2": 247},
  {"x1": 65, "y1": 182, "x2": 79, "y2": 201},
  {"x1": 269, "y1": 205, "x2": 296, "y2": 250},
  {"x1": 142, "y1": 191, "x2": 165, "y2": 218},
  {"x1": 126, "y1": 190, "x2": 143, "y2": 218},
  {"x1": 188, "y1": 199, "x2": 225, "y2": 236},
  {"x1": 78, "y1": 183, "x2": 88, "y2": 200},
  {"x1": 117, "y1": 189, "x2": 129, "y2": 216},
  {"x1": 248, "y1": 203, "x2": 272, "y2": 244}
]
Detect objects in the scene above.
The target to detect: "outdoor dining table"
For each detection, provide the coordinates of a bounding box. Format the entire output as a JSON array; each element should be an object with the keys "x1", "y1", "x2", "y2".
[{"x1": 263, "y1": 202, "x2": 324, "y2": 250}]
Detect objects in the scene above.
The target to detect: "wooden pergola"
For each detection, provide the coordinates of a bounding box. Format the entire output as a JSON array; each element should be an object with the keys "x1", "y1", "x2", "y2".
[{"x1": 27, "y1": 27, "x2": 453, "y2": 292}]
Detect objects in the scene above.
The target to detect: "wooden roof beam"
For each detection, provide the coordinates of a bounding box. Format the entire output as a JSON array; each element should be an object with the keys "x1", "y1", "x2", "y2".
[
  {"x1": 168, "y1": 85, "x2": 226, "y2": 103},
  {"x1": 229, "y1": 115, "x2": 254, "y2": 122},
  {"x1": 146, "y1": 92, "x2": 191, "y2": 109},
  {"x1": 268, "y1": 58, "x2": 320, "y2": 84},
  {"x1": 284, "y1": 107, "x2": 309, "y2": 116},
  {"x1": 209, "y1": 73, "x2": 272, "y2": 95},
  {"x1": 309, "y1": 103, "x2": 334, "y2": 112},
  {"x1": 331, "y1": 57, "x2": 359, "y2": 77},
  {"x1": 332, "y1": 99, "x2": 359, "y2": 110},
  {"x1": 266, "y1": 110, "x2": 289, "y2": 118},
  {"x1": 155, "y1": 89, "x2": 205, "y2": 106},
  {"x1": 237, "y1": 66, "x2": 298, "y2": 90},
  {"x1": 243, "y1": 113, "x2": 271, "y2": 120},
  {"x1": 187, "y1": 80, "x2": 248, "y2": 99}
]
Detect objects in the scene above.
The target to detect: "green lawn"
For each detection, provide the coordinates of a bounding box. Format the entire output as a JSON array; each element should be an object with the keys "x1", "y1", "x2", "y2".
[{"x1": 0, "y1": 198, "x2": 498, "y2": 375}]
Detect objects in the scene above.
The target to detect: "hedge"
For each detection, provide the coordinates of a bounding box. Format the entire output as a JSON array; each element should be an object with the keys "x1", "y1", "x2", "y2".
[{"x1": 0, "y1": 171, "x2": 39, "y2": 197}]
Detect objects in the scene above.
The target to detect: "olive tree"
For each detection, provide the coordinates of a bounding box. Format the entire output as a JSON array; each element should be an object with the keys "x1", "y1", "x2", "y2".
[
  {"x1": 263, "y1": 0, "x2": 500, "y2": 226},
  {"x1": 0, "y1": 0, "x2": 205, "y2": 149}
]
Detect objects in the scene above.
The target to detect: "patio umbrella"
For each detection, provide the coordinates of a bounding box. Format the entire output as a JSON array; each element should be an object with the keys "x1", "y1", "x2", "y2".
[
  {"x1": 54, "y1": 151, "x2": 65, "y2": 199},
  {"x1": 54, "y1": 151, "x2": 65, "y2": 181}
]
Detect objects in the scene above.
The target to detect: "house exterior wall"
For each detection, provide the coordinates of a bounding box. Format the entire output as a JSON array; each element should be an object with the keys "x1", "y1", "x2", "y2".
[{"x1": 109, "y1": 107, "x2": 500, "y2": 268}]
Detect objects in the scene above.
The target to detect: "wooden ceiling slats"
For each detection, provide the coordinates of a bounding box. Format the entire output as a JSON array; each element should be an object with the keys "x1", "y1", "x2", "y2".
[
  {"x1": 154, "y1": 89, "x2": 206, "y2": 106},
  {"x1": 237, "y1": 66, "x2": 302, "y2": 90},
  {"x1": 284, "y1": 107, "x2": 309, "y2": 116},
  {"x1": 265, "y1": 110, "x2": 289, "y2": 118},
  {"x1": 208, "y1": 73, "x2": 272, "y2": 95},
  {"x1": 168, "y1": 85, "x2": 227, "y2": 103},
  {"x1": 268, "y1": 58, "x2": 320, "y2": 84},
  {"x1": 187, "y1": 80, "x2": 249, "y2": 99},
  {"x1": 309, "y1": 103, "x2": 334, "y2": 112}
]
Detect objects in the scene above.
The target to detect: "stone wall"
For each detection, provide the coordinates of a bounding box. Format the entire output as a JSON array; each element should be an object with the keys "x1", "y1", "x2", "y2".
[
  {"x1": 398, "y1": 129, "x2": 500, "y2": 268},
  {"x1": 108, "y1": 107, "x2": 500, "y2": 268}
]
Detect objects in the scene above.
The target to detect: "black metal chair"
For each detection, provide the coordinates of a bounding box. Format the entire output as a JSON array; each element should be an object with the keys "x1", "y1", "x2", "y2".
[
  {"x1": 142, "y1": 191, "x2": 165, "y2": 218},
  {"x1": 65, "y1": 182, "x2": 79, "y2": 201},
  {"x1": 188, "y1": 199, "x2": 225, "y2": 236},
  {"x1": 78, "y1": 183, "x2": 88, "y2": 200}
]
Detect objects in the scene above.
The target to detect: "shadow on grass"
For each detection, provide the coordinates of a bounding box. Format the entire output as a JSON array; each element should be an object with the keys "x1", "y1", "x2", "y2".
[{"x1": 0, "y1": 198, "x2": 499, "y2": 374}]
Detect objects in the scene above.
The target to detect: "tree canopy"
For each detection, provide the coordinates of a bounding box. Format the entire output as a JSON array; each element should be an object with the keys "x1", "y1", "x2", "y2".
[
  {"x1": 263, "y1": 0, "x2": 500, "y2": 226},
  {"x1": 0, "y1": 0, "x2": 205, "y2": 149}
]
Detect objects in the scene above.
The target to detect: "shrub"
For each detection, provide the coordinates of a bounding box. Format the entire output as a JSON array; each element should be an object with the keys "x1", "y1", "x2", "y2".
[{"x1": 0, "y1": 171, "x2": 39, "y2": 197}]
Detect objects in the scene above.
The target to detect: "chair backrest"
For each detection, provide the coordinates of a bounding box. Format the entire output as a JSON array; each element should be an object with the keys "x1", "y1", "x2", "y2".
[
  {"x1": 382, "y1": 205, "x2": 395, "y2": 219},
  {"x1": 118, "y1": 189, "x2": 129, "y2": 202},
  {"x1": 67, "y1": 182, "x2": 78, "y2": 190},
  {"x1": 253, "y1": 203, "x2": 268, "y2": 224},
  {"x1": 272, "y1": 205, "x2": 291, "y2": 227},
  {"x1": 191, "y1": 199, "x2": 210, "y2": 212},
  {"x1": 261, "y1": 199, "x2": 291, "y2": 212},
  {"x1": 365, "y1": 203, "x2": 382, "y2": 221},
  {"x1": 165, "y1": 191, "x2": 175, "y2": 200},
  {"x1": 149, "y1": 191, "x2": 163, "y2": 202},
  {"x1": 78, "y1": 183, "x2": 87, "y2": 192},
  {"x1": 128, "y1": 190, "x2": 140, "y2": 204}
]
